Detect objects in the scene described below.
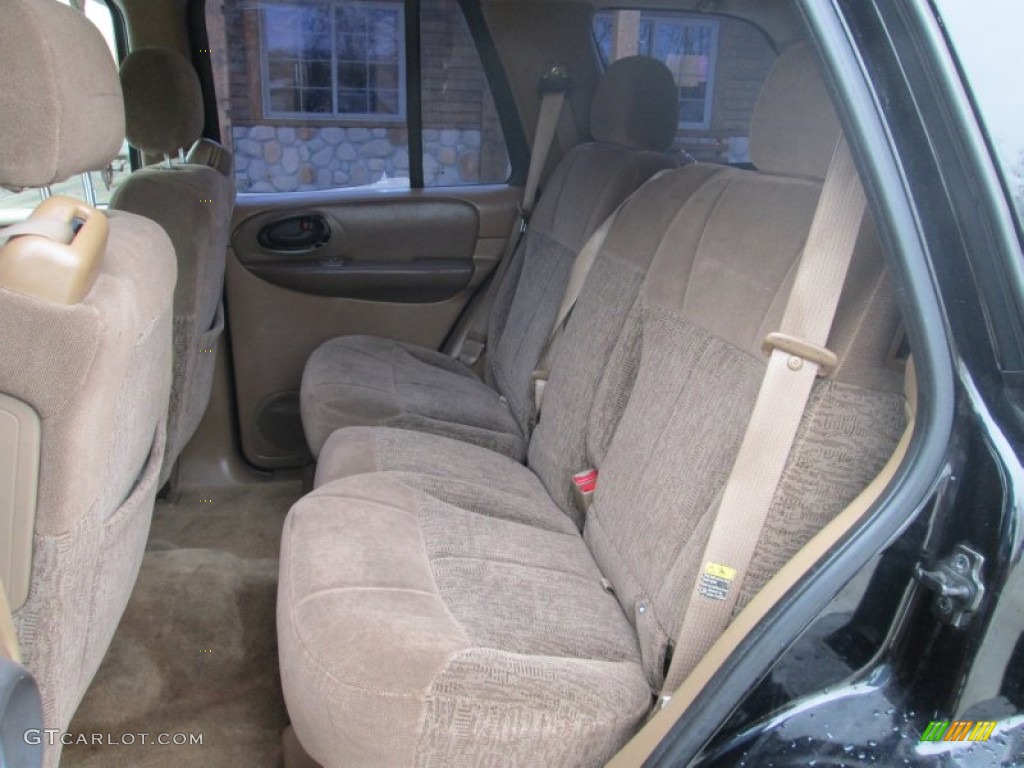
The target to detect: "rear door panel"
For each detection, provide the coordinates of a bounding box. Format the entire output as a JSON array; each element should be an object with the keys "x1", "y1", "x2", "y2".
[{"x1": 227, "y1": 185, "x2": 517, "y2": 466}]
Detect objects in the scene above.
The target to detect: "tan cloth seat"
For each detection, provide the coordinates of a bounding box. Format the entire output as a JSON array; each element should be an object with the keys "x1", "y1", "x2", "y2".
[
  {"x1": 300, "y1": 56, "x2": 681, "y2": 461},
  {"x1": 111, "y1": 47, "x2": 233, "y2": 484},
  {"x1": 315, "y1": 163, "x2": 730, "y2": 529},
  {"x1": 316, "y1": 426, "x2": 575, "y2": 533},
  {"x1": 280, "y1": 472, "x2": 650, "y2": 767},
  {"x1": 0, "y1": 3, "x2": 176, "y2": 766},
  {"x1": 279, "y1": 45, "x2": 907, "y2": 766}
]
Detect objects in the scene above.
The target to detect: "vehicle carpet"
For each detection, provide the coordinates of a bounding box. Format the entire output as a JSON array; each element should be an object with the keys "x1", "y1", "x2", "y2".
[{"x1": 63, "y1": 480, "x2": 302, "y2": 768}]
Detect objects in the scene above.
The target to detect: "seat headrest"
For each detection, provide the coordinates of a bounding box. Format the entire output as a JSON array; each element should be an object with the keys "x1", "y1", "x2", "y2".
[
  {"x1": 121, "y1": 48, "x2": 205, "y2": 157},
  {"x1": 590, "y1": 56, "x2": 680, "y2": 153},
  {"x1": 0, "y1": 0, "x2": 125, "y2": 189},
  {"x1": 749, "y1": 43, "x2": 842, "y2": 180}
]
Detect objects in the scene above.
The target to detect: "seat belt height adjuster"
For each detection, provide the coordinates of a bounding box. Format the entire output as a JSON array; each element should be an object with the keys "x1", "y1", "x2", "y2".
[{"x1": 762, "y1": 331, "x2": 837, "y2": 376}]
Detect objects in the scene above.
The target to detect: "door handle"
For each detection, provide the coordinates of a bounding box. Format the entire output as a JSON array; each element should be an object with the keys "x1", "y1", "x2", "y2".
[{"x1": 257, "y1": 214, "x2": 330, "y2": 252}]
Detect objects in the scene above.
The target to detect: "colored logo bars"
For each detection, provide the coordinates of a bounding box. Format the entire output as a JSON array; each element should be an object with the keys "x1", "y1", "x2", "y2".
[{"x1": 920, "y1": 720, "x2": 997, "y2": 742}]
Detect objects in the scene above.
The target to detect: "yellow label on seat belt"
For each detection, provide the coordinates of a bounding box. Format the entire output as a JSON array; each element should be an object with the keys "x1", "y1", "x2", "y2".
[
  {"x1": 697, "y1": 562, "x2": 736, "y2": 602},
  {"x1": 704, "y1": 562, "x2": 736, "y2": 581}
]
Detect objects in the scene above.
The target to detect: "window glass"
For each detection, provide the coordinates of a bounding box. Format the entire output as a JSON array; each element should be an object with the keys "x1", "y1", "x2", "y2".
[
  {"x1": 420, "y1": 0, "x2": 509, "y2": 186},
  {"x1": 0, "y1": 0, "x2": 129, "y2": 212},
  {"x1": 211, "y1": 0, "x2": 510, "y2": 193},
  {"x1": 594, "y1": 11, "x2": 775, "y2": 165},
  {"x1": 933, "y1": 0, "x2": 1024, "y2": 234}
]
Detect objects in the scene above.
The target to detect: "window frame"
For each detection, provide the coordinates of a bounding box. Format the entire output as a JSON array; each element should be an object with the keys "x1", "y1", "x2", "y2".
[
  {"x1": 594, "y1": 10, "x2": 720, "y2": 131},
  {"x1": 258, "y1": 0, "x2": 408, "y2": 123}
]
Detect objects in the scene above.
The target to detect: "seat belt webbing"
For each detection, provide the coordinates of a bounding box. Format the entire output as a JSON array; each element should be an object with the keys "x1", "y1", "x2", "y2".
[
  {"x1": 454, "y1": 214, "x2": 526, "y2": 367},
  {"x1": 522, "y1": 86, "x2": 567, "y2": 219},
  {"x1": 455, "y1": 71, "x2": 570, "y2": 366},
  {"x1": 529, "y1": 206, "x2": 618, "y2": 415},
  {"x1": 531, "y1": 167, "x2": 673, "y2": 416},
  {"x1": 661, "y1": 136, "x2": 866, "y2": 698}
]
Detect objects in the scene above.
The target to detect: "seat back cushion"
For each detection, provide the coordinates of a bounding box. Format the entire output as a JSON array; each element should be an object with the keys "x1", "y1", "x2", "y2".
[
  {"x1": 3, "y1": 212, "x2": 176, "y2": 738},
  {"x1": 112, "y1": 165, "x2": 230, "y2": 479},
  {"x1": 0, "y1": 3, "x2": 177, "y2": 757},
  {"x1": 484, "y1": 57, "x2": 681, "y2": 434},
  {"x1": 112, "y1": 47, "x2": 232, "y2": 479},
  {"x1": 527, "y1": 162, "x2": 728, "y2": 526},
  {"x1": 583, "y1": 44, "x2": 906, "y2": 687}
]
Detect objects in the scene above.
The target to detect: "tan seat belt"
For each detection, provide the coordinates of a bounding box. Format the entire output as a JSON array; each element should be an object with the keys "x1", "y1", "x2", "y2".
[
  {"x1": 661, "y1": 135, "x2": 866, "y2": 699},
  {"x1": 610, "y1": 360, "x2": 916, "y2": 768},
  {"x1": 528, "y1": 206, "x2": 618, "y2": 416},
  {"x1": 0, "y1": 577, "x2": 21, "y2": 663},
  {"x1": 455, "y1": 66, "x2": 572, "y2": 366}
]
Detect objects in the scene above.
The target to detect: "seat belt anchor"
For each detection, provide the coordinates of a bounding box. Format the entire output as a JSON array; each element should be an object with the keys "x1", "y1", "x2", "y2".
[
  {"x1": 540, "y1": 64, "x2": 572, "y2": 95},
  {"x1": 761, "y1": 332, "x2": 837, "y2": 376}
]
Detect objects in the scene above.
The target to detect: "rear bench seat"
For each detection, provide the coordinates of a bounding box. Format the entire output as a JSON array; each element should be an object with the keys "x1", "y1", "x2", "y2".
[
  {"x1": 300, "y1": 56, "x2": 681, "y2": 462},
  {"x1": 278, "y1": 44, "x2": 908, "y2": 767}
]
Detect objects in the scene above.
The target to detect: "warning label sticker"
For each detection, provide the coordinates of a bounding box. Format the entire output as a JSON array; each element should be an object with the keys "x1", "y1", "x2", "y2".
[{"x1": 697, "y1": 562, "x2": 736, "y2": 601}]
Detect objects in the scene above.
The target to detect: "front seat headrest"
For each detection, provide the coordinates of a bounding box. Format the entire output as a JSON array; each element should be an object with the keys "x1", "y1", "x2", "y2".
[
  {"x1": 0, "y1": 0, "x2": 125, "y2": 189},
  {"x1": 749, "y1": 43, "x2": 842, "y2": 180},
  {"x1": 120, "y1": 48, "x2": 205, "y2": 157},
  {"x1": 590, "y1": 56, "x2": 680, "y2": 153}
]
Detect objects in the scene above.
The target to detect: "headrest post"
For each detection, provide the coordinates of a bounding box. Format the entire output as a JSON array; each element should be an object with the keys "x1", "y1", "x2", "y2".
[
  {"x1": 80, "y1": 174, "x2": 98, "y2": 207},
  {"x1": 164, "y1": 155, "x2": 173, "y2": 169},
  {"x1": 40, "y1": 187, "x2": 52, "y2": 201}
]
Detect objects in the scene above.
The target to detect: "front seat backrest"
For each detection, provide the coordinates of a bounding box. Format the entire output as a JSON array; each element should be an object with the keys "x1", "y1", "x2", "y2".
[
  {"x1": 112, "y1": 47, "x2": 233, "y2": 485},
  {"x1": 0, "y1": 2, "x2": 176, "y2": 765}
]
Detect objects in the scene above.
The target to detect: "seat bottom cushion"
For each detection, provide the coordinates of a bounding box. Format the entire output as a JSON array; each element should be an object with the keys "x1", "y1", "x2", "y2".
[
  {"x1": 278, "y1": 472, "x2": 650, "y2": 768},
  {"x1": 315, "y1": 426, "x2": 578, "y2": 533},
  {"x1": 300, "y1": 335, "x2": 525, "y2": 460}
]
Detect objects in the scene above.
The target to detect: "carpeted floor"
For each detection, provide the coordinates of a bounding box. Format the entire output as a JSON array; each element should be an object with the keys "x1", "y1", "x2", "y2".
[{"x1": 62, "y1": 480, "x2": 302, "y2": 768}]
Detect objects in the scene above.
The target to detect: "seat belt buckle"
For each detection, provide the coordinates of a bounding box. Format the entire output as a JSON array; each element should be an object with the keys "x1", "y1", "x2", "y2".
[
  {"x1": 457, "y1": 331, "x2": 486, "y2": 366},
  {"x1": 761, "y1": 332, "x2": 837, "y2": 376},
  {"x1": 571, "y1": 468, "x2": 598, "y2": 512},
  {"x1": 530, "y1": 369, "x2": 549, "y2": 414}
]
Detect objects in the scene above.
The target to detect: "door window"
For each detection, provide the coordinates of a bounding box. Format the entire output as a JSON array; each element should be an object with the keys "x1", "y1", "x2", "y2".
[{"x1": 209, "y1": 0, "x2": 513, "y2": 192}]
